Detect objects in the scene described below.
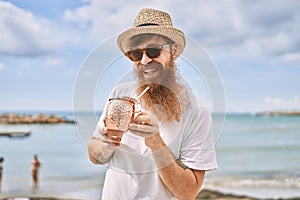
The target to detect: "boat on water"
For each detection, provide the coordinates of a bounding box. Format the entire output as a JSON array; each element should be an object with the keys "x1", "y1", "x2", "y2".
[{"x1": 0, "y1": 130, "x2": 31, "y2": 138}]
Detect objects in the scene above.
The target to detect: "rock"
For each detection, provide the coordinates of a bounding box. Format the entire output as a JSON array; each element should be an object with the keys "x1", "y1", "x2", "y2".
[
  {"x1": 0, "y1": 113, "x2": 75, "y2": 124},
  {"x1": 196, "y1": 189, "x2": 258, "y2": 200}
]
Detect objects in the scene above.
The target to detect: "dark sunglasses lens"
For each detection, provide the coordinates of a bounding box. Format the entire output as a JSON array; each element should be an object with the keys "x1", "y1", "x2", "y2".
[
  {"x1": 126, "y1": 50, "x2": 142, "y2": 61},
  {"x1": 146, "y1": 48, "x2": 161, "y2": 58},
  {"x1": 126, "y1": 47, "x2": 162, "y2": 61}
]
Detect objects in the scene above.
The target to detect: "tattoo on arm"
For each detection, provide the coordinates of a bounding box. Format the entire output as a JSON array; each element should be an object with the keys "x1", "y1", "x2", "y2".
[{"x1": 176, "y1": 159, "x2": 189, "y2": 170}]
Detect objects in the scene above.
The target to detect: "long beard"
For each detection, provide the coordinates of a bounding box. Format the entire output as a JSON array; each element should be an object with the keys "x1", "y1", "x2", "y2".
[{"x1": 135, "y1": 62, "x2": 183, "y2": 122}]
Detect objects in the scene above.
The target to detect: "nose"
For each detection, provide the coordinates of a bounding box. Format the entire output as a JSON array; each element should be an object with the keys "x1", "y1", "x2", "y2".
[{"x1": 140, "y1": 51, "x2": 153, "y2": 65}]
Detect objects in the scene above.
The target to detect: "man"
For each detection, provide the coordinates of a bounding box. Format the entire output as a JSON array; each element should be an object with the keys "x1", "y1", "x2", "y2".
[{"x1": 88, "y1": 8, "x2": 217, "y2": 200}]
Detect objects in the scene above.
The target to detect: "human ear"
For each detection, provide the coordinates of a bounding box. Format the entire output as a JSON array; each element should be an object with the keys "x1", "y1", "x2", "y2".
[
  {"x1": 171, "y1": 44, "x2": 178, "y2": 59},
  {"x1": 171, "y1": 44, "x2": 177, "y2": 54}
]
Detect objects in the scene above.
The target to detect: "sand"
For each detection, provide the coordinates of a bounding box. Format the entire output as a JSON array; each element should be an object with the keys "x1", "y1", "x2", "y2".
[
  {"x1": 2, "y1": 189, "x2": 300, "y2": 200},
  {"x1": 0, "y1": 189, "x2": 261, "y2": 200}
]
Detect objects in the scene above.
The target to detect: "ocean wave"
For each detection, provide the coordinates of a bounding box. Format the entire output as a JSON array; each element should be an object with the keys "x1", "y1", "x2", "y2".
[
  {"x1": 206, "y1": 176, "x2": 300, "y2": 189},
  {"x1": 204, "y1": 176, "x2": 300, "y2": 199}
]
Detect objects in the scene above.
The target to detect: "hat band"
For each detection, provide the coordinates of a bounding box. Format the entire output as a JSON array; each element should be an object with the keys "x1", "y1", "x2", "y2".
[{"x1": 136, "y1": 23, "x2": 159, "y2": 27}]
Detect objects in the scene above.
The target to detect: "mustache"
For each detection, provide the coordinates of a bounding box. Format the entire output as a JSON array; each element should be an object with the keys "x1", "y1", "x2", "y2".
[{"x1": 137, "y1": 62, "x2": 163, "y2": 71}]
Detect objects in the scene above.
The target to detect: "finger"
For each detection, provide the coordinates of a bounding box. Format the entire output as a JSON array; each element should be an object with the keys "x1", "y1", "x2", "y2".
[
  {"x1": 104, "y1": 127, "x2": 123, "y2": 135},
  {"x1": 129, "y1": 123, "x2": 157, "y2": 134},
  {"x1": 103, "y1": 127, "x2": 108, "y2": 134},
  {"x1": 130, "y1": 130, "x2": 154, "y2": 138},
  {"x1": 105, "y1": 129, "x2": 123, "y2": 135},
  {"x1": 100, "y1": 134, "x2": 121, "y2": 145},
  {"x1": 100, "y1": 135, "x2": 119, "y2": 143},
  {"x1": 110, "y1": 135, "x2": 121, "y2": 140},
  {"x1": 134, "y1": 115, "x2": 151, "y2": 125},
  {"x1": 107, "y1": 129, "x2": 123, "y2": 140},
  {"x1": 129, "y1": 128, "x2": 158, "y2": 139},
  {"x1": 101, "y1": 128, "x2": 123, "y2": 139},
  {"x1": 134, "y1": 111, "x2": 149, "y2": 118},
  {"x1": 101, "y1": 139, "x2": 121, "y2": 146}
]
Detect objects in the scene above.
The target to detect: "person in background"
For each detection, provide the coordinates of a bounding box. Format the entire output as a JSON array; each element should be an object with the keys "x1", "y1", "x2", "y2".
[
  {"x1": 0, "y1": 157, "x2": 3, "y2": 192},
  {"x1": 88, "y1": 8, "x2": 217, "y2": 200},
  {"x1": 32, "y1": 154, "x2": 41, "y2": 190}
]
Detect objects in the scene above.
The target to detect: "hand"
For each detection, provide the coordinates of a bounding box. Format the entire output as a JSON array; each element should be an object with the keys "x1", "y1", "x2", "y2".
[
  {"x1": 128, "y1": 111, "x2": 159, "y2": 138},
  {"x1": 99, "y1": 119, "x2": 125, "y2": 146}
]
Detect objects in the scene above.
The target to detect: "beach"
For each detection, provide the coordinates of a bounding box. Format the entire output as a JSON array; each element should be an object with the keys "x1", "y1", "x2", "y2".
[
  {"x1": 0, "y1": 189, "x2": 265, "y2": 200},
  {"x1": 0, "y1": 190, "x2": 260, "y2": 200},
  {"x1": 3, "y1": 189, "x2": 300, "y2": 200},
  {"x1": 1, "y1": 111, "x2": 300, "y2": 200}
]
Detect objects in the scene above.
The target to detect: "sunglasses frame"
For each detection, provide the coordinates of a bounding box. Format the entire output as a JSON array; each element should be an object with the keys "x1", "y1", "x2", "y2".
[{"x1": 125, "y1": 43, "x2": 171, "y2": 61}]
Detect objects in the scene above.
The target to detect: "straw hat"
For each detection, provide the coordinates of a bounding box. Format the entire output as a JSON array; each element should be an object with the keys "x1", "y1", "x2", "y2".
[{"x1": 117, "y1": 8, "x2": 186, "y2": 58}]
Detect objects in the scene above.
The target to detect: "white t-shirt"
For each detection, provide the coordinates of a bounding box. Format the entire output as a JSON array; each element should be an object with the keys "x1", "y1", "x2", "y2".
[{"x1": 94, "y1": 82, "x2": 217, "y2": 200}]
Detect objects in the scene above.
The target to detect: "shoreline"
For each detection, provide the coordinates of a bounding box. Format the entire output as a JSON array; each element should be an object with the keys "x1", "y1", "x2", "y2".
[
  {"x1": 197, "y1": 189, "x2": 300, "y2": 200},
  {"x1": 2, "y1": 189, "x2": 300, "y2": 200},
  {"x1": 197, "y1": 189, "x2": 258, "y2": 199}
]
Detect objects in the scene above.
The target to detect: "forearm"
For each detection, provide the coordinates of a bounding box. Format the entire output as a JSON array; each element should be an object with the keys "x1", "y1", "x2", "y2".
[
  {"x1": 146, "y1": 135, "x2": 205, "y2": 200},
  {"x1": 158, "y1": 161, "x2": 205, "y2": 200},
  {"x1": 87, "y1": 136, "x2": 117, "y2": 164}
]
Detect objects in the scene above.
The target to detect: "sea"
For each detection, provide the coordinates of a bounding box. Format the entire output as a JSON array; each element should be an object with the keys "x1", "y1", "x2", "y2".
[{"x1": 0, "y1": 111, "x2": 300, "y2": 200}]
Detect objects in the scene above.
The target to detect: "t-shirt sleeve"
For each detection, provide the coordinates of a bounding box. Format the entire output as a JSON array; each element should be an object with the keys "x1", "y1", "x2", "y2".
[{"x1": 179, "y1": 101, "x2": 218, "y2": 171}]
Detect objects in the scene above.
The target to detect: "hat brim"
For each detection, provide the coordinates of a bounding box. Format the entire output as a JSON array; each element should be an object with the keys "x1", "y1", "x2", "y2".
[{"x1": 117, "y1": 26, "x2": 186, "y2": 59}]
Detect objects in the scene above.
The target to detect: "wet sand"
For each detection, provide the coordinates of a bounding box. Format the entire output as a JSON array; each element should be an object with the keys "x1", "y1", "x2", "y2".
[
  {"x1": 0, "y1": 189, "x2": 263, "y2": 200},
  {"x1": 2, "y1": 189, "x2": 300, "y2": 200},
  {"x1": 196, "y1": 189, "x2": 258, "y2": 199}
]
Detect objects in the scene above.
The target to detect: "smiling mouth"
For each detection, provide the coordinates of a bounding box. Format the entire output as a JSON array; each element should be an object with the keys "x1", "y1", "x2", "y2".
[{"x1": 143, "y1": 68, "x2": 157, "y2": 75}]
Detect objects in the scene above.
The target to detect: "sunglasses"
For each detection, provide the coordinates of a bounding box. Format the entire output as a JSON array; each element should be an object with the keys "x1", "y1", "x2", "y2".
[{"x1": 125, "y1": 43, "x2": 171, "y2": 61}]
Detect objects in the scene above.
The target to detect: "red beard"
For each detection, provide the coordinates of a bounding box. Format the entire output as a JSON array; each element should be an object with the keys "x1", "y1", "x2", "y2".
[{"x1": 135, "y1": 62, "x2": 182, "y2": 122}]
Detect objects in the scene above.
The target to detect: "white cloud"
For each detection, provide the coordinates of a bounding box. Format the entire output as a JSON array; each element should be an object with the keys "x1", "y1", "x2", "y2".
[
  {"x1": 0, "y1": 63, "x2": 5, "y2": 72},
  {"x1": 2, "y1": 1, "x2": 295, "y2": 61},
  {"x1": 65, "y1": 69, "x2": 76, "y2": 77},
  {"x1": 62, "y1": 0, "x2": 300, "y2": 61},
  {"x1": 46, "y1": 58, "x2": 65, "y2": 66},
  {"x1": 264, "y1": 96, "x2": 300, "y2": 111},
  {"x1": 63, "y1": 1, "x2": 138, "y2": 39},
  {"x1": 0, "y1": 1, "x2": 63, "y2": 56},
  {"x1": 17, "y1": 70, "x2": 24, "y2": 77},
  {"x1": 181, "y1": 1, "x2": 300, "y2": 60},
  {"x1": 282, "y1": 53, "x2": 300, "y2": 62}
]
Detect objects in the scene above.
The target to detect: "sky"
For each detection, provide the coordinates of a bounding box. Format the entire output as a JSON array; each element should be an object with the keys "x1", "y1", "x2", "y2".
[{"x1": 0, "y1": 0, "x2": 300, "y2": 113}]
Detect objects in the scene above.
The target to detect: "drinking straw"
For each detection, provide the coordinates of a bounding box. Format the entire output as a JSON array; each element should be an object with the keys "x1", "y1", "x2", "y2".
[{"x1": 136, "y1": 86, "x2": 150, "y2": 100}]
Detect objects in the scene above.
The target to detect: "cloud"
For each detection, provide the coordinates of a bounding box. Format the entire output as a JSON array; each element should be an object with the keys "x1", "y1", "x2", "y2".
[
  {"x1": 2, "y1": 1, "x2": 296, "y2": 61},
  {"x1": 63, "y1": 1, "x2": 138, "y2": 39},
  {"x1": 65, "y1": 69, "x2": 76, "y2": 77},
  {"x1": 282, "y1": 53, "x2": 300, "y2": 62},
  {"x1": 62, "y1": 0, "x2": 300, "y2": 61},
  {"x1": 0, "y1": 1, "x2": 63, "y2": 57},
  {"x1": 46, "y1": 58, "x2": 65, "y2": 66},
  {"x1": 179, "y1": 1, "x2": 300, "y2": 60},
  {"x1": 0, "y1": 63, "x2": 5, "y2": 72},
  {"x1": 264, "y1": 96, "x2": 300, "y2": 111}
]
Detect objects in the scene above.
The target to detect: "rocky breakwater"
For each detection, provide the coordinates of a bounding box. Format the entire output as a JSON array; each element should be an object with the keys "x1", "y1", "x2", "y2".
[
  {"x1": 0, "y1": 113, "x2": 75, "y2": 124},
  {"x1": 257, "y1": 111, "x2": 300, "y2": 116}
]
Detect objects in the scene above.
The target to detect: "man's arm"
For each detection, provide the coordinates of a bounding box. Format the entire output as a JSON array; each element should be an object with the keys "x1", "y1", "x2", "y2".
[
  {"x1": 88, "y1": 130, "x2": 122, "y2": 164},
  {"x1": 129, "y1": 111, "x2": 209, "y2": 199},
  {"x1": 145, "y1": 134, "x2": 205, "y2": 200},
  {"x1": 88, "y1": 136, "x2": 107, "y2": 164}
]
